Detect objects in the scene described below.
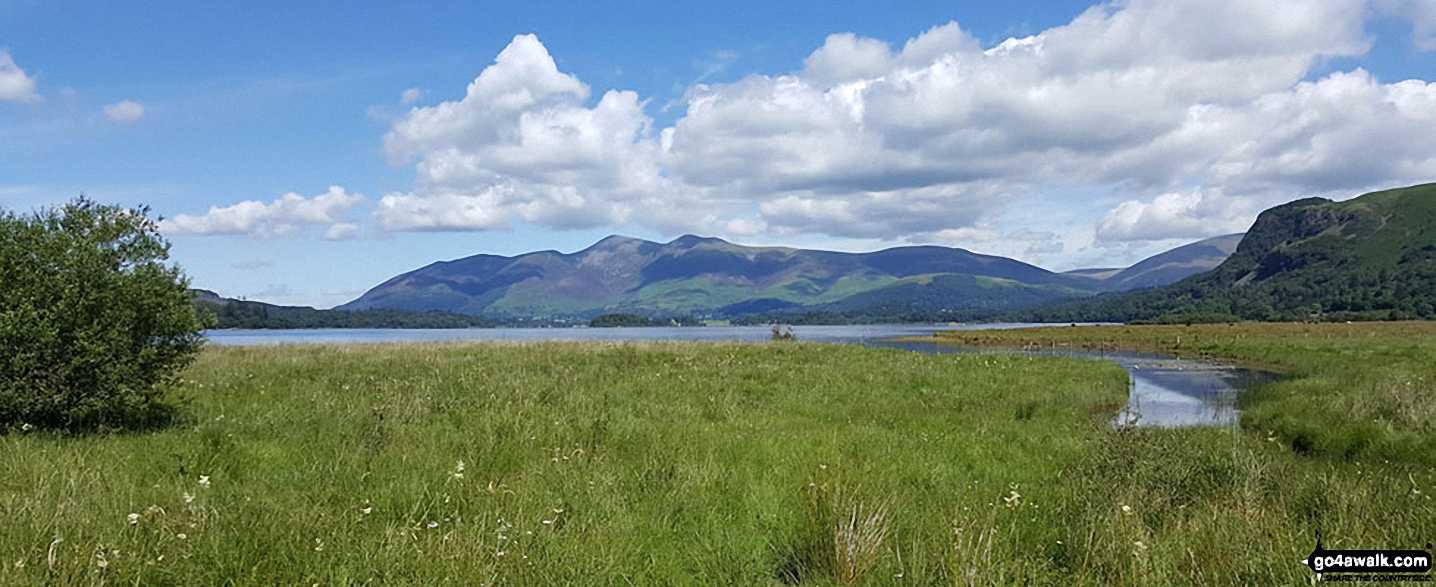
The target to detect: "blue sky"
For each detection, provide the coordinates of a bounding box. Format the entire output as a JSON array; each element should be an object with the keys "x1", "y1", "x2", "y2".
[{"x1": 3, "y1": 0, "x2": 1435, "y2": 307}]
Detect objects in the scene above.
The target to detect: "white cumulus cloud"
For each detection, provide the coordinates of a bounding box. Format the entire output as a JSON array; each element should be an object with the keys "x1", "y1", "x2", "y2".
[
  {"x1": 103, "y1": 100, "x2": 145, "y2": 123},
  {"x1": 369, "y1": 0, "x2": 1436, "y2": 247},
  {"x1": 802, "y1": 33, "x2": 894, "y2": 88},
  {"x1": 162, "y1": 186, "x2": 364, "y2": 238},
  {"x1": 0, "y1": 51, "x2": 41, "y2": 103},
  {"x1": 1097, "y1": 189, "x2": 1258, "y2": 242},
  {"x1": 373, "y1": 34, "x2": 691, "y2": 233}
]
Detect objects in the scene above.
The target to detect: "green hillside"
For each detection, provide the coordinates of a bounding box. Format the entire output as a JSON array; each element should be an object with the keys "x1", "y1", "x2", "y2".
[
  {"x1": 1094, "y1": 233, "x2": 1243, "y2": 291},
  {"x1": 1026, "y1": 183, "x2": 1436, "y2": 323}
]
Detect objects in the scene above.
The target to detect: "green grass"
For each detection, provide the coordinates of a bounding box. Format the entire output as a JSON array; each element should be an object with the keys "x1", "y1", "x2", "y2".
[
  {"x1": 928, "y1": 321, "x2": 1436, "y2": 465},
  {"x1": 1, "y1": 343, "x2": 1126, "y2": 584},
  {"x1": 2, "y1": 334, "x2": 1433, "y2": 584}
]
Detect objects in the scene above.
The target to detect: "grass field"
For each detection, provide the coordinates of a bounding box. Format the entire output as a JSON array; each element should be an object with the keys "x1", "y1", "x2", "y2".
[
  {"x1": 928, "y1": 321, "x2": 1436, "y2": 465},
  {"x1": 1, "y1": 328, "x2": 1433, "y2": 584}
]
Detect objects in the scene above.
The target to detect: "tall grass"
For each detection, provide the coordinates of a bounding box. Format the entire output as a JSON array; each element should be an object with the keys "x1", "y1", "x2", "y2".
[
  {"x1": 0, "y1": 334, "x2": 1431, "y2": 584},
  {"x1": 928, "y1": 321, "x2": 1436, "y2": 465},
  {"x1": 0, "y1": 342, "x2": 1125, "y2": 584}
]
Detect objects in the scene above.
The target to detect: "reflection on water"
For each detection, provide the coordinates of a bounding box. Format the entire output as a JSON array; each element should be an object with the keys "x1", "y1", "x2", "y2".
[
  {"x1": 875, "y1": 340, "x2": 1279, "y2": 429},
  {"x1": 205, "y1": 324, "x2": 1274, "y2": 429}
]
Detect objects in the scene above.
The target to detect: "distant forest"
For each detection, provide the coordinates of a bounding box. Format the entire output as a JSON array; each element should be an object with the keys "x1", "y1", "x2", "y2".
[
  {"x1": 197, "y1": 298, "x2": 711, "y2": 329},
  {"x1": 197, "y1": 299, "x2": 497, "y2": 329}
]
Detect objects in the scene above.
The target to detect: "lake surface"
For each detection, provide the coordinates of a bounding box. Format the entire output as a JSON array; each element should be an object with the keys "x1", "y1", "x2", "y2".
[
  {"x1": 204, "y1": 324, "x2": 1007, "y2": 346},
  {"x1": 205, "y1": 324, "x2": 1274, "y2": 428}
]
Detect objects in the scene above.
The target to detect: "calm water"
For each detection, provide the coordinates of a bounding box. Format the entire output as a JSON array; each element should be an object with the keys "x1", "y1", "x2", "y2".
[
  {"x1": 204, "y1": 324, "x2": 956, "y2": 346},
  {"x1": 204, "y1": 324, "x2": 1273, "y2": 428}
]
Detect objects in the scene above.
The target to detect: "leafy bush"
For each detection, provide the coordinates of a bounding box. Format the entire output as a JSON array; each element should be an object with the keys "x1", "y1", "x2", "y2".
[{"x1": 0, "y1": 197, "x2": 210, "y2": 431}]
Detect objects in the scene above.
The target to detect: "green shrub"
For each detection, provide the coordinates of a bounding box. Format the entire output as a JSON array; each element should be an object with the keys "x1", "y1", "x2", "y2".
[{"x1": 0, "y1": 197, "x2": 210, "y2": 431}]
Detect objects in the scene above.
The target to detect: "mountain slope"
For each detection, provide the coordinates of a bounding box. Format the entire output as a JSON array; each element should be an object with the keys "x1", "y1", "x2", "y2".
[
  {"x1": 339, "y1": 236, "x2": 1102, "y2": 319},
  {"x1": 1028, "y1": 183, "x2": 1436, "y2": 322},
  {"x1": 1102, "y1": 233, "x2": 1243, "y2": 291}
]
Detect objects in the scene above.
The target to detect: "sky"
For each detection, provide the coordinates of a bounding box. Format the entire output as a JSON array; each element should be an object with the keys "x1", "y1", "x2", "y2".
[{"x1": 2, "y1": 0, "x2": 1435, "y2": 308}]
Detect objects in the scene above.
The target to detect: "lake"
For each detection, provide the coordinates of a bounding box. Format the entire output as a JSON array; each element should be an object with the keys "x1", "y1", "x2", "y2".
[
  {"x1": 204, "y1": 324, "x2": 1273, "y2": 428},
  {"x1": 204, "y1": 323, "x2": 987, "y2": 346}
]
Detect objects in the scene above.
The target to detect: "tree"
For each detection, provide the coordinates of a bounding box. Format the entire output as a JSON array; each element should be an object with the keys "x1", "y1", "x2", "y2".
[
  {"x1": 0, "y1": 197, "x2": 210, "y2": 431},
  {"x1": 589, "y1": 313, "x2": 654, "y2": 327}
]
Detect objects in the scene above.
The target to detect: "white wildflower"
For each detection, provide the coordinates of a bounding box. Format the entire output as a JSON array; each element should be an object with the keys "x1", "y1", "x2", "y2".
[
  {"x1": 198, "y1": 475, "x2": 210, "y2": 488},
  {"x1": 360, "y1": 507, "x2": 372, "y2": 515},
  {"x1": 1121, "y1": 504, "x2": 1132, "y2": 515},
  {"x1": 183, "y1": 492, "x2": 194, "y2": 504},
  {"x1": 127, "y1": 513, "x2": 139, "y2": 525},
  {"x1": 427, "y1": 521, "x2": 438, "y2": 529}
]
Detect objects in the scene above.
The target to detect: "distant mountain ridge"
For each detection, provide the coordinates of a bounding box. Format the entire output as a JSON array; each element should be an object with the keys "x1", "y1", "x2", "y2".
[
  {"x1": 1065, "y1": 234, "x2": 1243, "y2": 291},
  {"x1": 1025, "y1": 183, "x2": 1436, "y2": 323},
  {"x1": 339, "y1": 232, "x2": 1240, "y2": 321}
]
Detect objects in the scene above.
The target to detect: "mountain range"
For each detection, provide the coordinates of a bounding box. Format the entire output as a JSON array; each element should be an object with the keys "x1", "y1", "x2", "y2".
[
  {"x1": 199, "y1": 182, "x2": 1436, "y2": 325},
  {"x1": 1065, "y1": 234, "x2": 1243, "y2": 291},
  {"x1": 335, "y1": 232, "x2": 1240, "y2": 321},
  {"x1": 1024, "y1": 183, "x2": 1436, "y2": 323}
]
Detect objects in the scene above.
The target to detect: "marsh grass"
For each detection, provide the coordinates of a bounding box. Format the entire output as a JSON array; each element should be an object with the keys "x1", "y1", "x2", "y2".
[
  {"x1": 928, "y1": 321, "x2": 1436, "y2": 465},
  {"x1": 783, "y1": 469, "x2": 892, "y2": 586},
  {"x1": 1, "y1": 342, "x2": 1126, "y2": 584},
  {"x1": 0, "y1": 335, "x2": 1431, "y2": 584}
]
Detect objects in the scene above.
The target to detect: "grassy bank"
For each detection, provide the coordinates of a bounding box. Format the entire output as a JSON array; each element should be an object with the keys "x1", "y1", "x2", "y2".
[
  {"x1": 927, "y1": 321, "x2": 1436, "y2": 465},
  {"x1": 1, "y1": 337, "x2": 1432, "y2": 584}
]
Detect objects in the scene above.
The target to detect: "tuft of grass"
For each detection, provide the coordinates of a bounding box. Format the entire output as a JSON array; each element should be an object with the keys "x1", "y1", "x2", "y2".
[{"x1": 789, "y1": 468, "x2": 893, "y2": 586}]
